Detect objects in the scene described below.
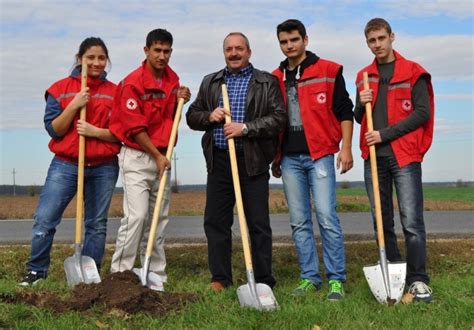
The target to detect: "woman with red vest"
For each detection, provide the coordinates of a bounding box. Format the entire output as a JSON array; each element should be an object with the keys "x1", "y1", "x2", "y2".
[
  {"x1": 19, "y1": 37, "x2": 120, "y2": 286},
  {"x1": 355, "y1": 18, "x2": 435, "y2": 302}
]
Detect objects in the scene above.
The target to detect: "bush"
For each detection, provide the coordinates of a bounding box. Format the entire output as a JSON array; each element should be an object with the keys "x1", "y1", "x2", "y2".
[{"x1": 340, "y1": 181, "x2": 351, "y2": 189}]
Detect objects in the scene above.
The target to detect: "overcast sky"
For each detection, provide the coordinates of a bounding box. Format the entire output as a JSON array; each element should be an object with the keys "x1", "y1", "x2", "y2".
[{"x1": 1, "y1": 0, "x2": 473, "y2": 186}]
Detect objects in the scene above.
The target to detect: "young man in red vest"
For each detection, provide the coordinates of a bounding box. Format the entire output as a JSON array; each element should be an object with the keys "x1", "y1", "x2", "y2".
[
  {"x1": 355, "y1": 18, "x2": 435, "y2": 302},
  {"x1": 272, "y1": 19, "x2": 354, "y2": 301},
  {"x1": 109, "y1": 29, "x2": 190, "y2": 290}
]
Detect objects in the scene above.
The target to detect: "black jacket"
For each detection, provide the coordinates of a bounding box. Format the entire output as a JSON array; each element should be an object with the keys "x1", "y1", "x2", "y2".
[{"x1": 186, "y1": 67, "x2": 286, "y2": 176}]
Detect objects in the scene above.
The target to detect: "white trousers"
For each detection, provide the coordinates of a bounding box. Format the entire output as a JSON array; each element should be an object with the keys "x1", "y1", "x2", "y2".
[{"x1": 110, "y1": 146, "x2": 170, "y2": 282}]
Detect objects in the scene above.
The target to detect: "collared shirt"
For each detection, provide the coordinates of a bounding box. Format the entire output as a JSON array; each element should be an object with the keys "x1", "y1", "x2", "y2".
[{"x1": 213, "y1": 64, "x2": 253, "y2": 150}]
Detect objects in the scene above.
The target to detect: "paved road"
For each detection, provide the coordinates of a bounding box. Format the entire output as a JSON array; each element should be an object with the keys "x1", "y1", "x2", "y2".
[{"x1": 0, "y1": 211, "x2": 472, "y2": 244}]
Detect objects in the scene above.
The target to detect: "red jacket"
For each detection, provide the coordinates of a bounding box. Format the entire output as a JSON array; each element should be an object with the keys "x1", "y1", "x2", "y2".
[
  {"x1": 355, "y1": 51, "x2": 435, "y2": 167},
  {"x1": 109, "y1": 61, "x2": 179, "y2": 150},
  {"x1": 273, "y1": 59, "x2": 342, "y2": 161},
  {"x1": 46, "y1": 73, "x2": 120, "y2": 165}
]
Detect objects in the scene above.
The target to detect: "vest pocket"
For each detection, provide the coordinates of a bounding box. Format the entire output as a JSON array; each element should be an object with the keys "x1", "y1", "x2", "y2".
[
  {"x1": 395, "y1": 89, "x2": 412, "y2": 114},
  {"x1": 308, "y1": 85, "x2": 328, "y2": 110}
]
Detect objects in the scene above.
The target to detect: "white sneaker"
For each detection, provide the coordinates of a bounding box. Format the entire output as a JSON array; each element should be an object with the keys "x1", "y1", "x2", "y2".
[{"x1": 408, "y1": 281, "x2": 433, "y2": 303}]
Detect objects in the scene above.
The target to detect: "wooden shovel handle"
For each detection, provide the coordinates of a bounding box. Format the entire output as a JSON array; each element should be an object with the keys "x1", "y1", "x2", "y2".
[
  {"x1": 221, "y1": 84, "x2": 254, "y2": 271},
  {"x1": 363, "y1": 72, "x2": 385, "y2": 248},
  {"x1": 145, "y1": 98, "x2": 185, "y2": 257},
  {"x1": 75, "y1": 58, "x2": 88, "y2": 244}
]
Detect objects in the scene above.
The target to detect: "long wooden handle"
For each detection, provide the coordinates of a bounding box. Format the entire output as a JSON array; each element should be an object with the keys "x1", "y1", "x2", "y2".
[
  {"x1": 363, "y1": 72, "x2": 385, "y2": 248},
  {"x1": 145, "y1": 98, "x2": 185, "y2": 257},
  {"x1": 221, "y1": 84, "x2": 254, "y2": 271},
  {"x1": 75, "y1": 58, "x2": 88, "y2": 244}
]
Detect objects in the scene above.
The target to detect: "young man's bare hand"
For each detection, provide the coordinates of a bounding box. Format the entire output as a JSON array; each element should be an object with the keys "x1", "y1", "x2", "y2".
[
  {"x1": 337, "y1": 149, "x2": 353, "y2": 174},
  {"x1": 155, "y1": 153, "x2": 170, "y2": 180},
  {"x1": 359, "y1": 89, "x2": 373, "y2": 107},
  {"x1": 177, "y1": 86, "x2": 191, "y2": 103}
]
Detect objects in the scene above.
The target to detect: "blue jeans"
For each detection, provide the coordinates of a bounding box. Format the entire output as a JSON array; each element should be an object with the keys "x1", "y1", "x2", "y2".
[
  {"x1": 364, "y1": 156, "x2": 429, "y2": 285},
  {"x1": 281, "y1": 154, "x2": 346, "y2": 285},
  {"x1": 27, "y1": 157, "x2": 118, "y2": 273}
]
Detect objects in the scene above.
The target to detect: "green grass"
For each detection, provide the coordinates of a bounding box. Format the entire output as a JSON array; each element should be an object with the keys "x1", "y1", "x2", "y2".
[
  {"x1": 1, "y1": 240, "x2": 473, "y2": 329},
  {"x1": 337, "y1": 187, "x2": 368, "y2": 196},
  {"x1": 336, "y1": 201, "x2": 370, "y2": 212},
  {"x1": 423, "y1": 187, "x2": 474, "y2": 203},
  {"x1": 337, "y1": 186, "x2": 474, "y2": 202}
]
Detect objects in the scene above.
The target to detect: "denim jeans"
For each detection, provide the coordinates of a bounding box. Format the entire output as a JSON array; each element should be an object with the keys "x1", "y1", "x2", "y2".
[
  {"x1": 364, "y1": 156, "x2": 429, "y2": 285},
  {"x1": 281, "y1": 154, "x2": 346, "y2": 285},
  {"x1": 27, "y1": 157, "x2": 118, "y2": 273}
]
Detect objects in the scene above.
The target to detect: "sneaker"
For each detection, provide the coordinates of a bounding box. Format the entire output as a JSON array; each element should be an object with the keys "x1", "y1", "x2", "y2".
[
  {"x1": 291, "y1": 279, "x2": 320, "y2": 296},
  {"x1": 327, "y1": 280, "x2": 344, "y2": 301},
  {"x1": 408, "y1": 281, "x2": 433, "y2": 303},
  {"x1": 18, "y1": 271, "x2": 47, "y2": 287}
]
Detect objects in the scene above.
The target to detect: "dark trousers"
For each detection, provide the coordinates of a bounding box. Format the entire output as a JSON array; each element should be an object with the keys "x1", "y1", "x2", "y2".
[
  {"x1": 364, "y1": 156, "x2": 429, "y2": 285},
  {"x1": 204, "y1": 149, "x2": 275, "y2": 288}
]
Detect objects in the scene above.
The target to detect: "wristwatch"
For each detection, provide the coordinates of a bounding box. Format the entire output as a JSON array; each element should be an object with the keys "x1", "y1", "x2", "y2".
[{"x1": 241, "y1": 123, "x2": 248, "y2": 136}]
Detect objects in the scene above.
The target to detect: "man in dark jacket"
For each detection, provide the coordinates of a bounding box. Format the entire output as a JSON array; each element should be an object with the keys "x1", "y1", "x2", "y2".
[{"x1": 186, "y1": 32, "x2": 286, "y2": 291}]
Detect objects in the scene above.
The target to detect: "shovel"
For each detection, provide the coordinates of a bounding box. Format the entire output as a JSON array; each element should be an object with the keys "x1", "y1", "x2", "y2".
[
  {"x1": 361, "y1": 72, "x2": 406, "y2": 304},
  {"x1": 64, "y1": 58, "x2": 101, "y2": 287},
  {"x1": 132, "y1": 97, "x2": 185, "y2": 290},
  {"x1": 221, "y1": 84, "x2": 278, "y2": 311}
]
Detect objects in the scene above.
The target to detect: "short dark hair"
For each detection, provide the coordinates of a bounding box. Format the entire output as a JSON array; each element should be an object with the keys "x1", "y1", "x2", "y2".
[
  {"x1": 146, "y1": 28, "x2": 173, "y2": 48},
  {"x1": 364, "y1": 18, "x2": 392, "y2": 37},
  {"x1": 276, "y1": 19, "x2": 307, "y2": 39}
]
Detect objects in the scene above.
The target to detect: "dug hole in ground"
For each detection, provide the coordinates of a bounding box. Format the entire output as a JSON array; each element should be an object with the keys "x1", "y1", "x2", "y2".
[{"x1": 1, "y1": 270, "x2": 198, "y2": 316}]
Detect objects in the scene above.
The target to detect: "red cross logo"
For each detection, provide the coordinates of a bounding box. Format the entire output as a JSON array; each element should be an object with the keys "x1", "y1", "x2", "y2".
[
  {"x1": 316, "y1": 92, "x2": 326, "y2": 104},
  {"x1": 126, "y1": 98, "x2": 138, "y2": 110},
  {"x1": 402, "y1": 99, "x2": 412, "y2": 111}
]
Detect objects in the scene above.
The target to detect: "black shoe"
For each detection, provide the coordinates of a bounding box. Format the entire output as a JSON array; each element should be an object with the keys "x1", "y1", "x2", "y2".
[{"x1": 18, "y1": 271, "x2": 47, "y2": 287}]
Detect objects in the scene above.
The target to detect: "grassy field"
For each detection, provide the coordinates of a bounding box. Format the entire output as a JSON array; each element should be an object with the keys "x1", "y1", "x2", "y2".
[
  {"x1": 1, "y1": 239, "x2": 473, "y2": 329},
  {"x1": 0, "y1": 186, "x2": 473, "y2": 219}
]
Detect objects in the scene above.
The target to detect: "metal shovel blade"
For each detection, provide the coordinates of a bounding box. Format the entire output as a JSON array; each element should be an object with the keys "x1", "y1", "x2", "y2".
[
  {"x1": 132, "y1": 267, "x2": 164, "y2": 291},
  {"x1": 363, "y1": 261, "x2": 406, "y2": 304},
  {"x1": 64, "y1": 252, "x2": 101, "y2": 288},
  {"x1": 237, "y1": 282, "x2": 279, "y2": 311}
]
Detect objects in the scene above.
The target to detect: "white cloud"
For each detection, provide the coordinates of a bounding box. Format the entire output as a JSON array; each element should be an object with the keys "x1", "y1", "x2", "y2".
[
  {"x1": 436, "y1": 93, "x2": 474, "y2": 101},
  {"x1": 1, "y1": 0, "x2": 473, "y2": 130},
  {"x1": 380, "y1": 0, "x2": 474, "y2": 18},
  {"x1": 434, "y1": 118, "x2": 474, "y2": 134}
]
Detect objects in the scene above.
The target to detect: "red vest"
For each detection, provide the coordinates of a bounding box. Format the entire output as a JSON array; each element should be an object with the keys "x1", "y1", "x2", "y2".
[
  {"x1": 109, "y1": 61, "x2": 179, "y2": 150},
  {"x1": 46, "y1": 75, "x2": 120, "y2": 165},
  {"x1": 273, "y1": 59, "x2": 342, "y2": 161},
  {"x1": 355, "y1": 51, "x2": 435, "y2": 167}
]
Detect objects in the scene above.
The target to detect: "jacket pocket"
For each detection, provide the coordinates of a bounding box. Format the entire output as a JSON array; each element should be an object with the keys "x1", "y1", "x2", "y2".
[
  {"x1": 306, "y1": 84, "x2": 329, "y2": 111},
  {"x1": 395, "y1": 88, "x2": 413, "y2": 116},
  {"x1": 257, "y1": 138, "x2": 276, "y2": 165}
]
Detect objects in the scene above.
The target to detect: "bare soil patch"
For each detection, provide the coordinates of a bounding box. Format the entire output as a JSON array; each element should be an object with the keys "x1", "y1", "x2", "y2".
[
  {"x1": 1, "y1": 190, "x2": 472, "y2": 219},
  {"x1": 1, "y1": 270, "x2": 198, "y2": 317}
]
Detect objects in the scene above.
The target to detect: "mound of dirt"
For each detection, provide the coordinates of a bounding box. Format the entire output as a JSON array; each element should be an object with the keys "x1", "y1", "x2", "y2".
[{"x1": 1, "y1": 270, "x2": 199, "y2": 316}]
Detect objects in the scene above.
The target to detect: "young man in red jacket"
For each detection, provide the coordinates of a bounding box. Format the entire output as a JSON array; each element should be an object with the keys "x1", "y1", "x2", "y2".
[
  {"x1": 271, "y1": 19, "x2": 354, "y2": 301},
  {"x1": 109, "y1": 29, "x2": 190, "y2": 290},
  {"x1": 355, "y1": 18, "x2": 435, "y2": 302}
]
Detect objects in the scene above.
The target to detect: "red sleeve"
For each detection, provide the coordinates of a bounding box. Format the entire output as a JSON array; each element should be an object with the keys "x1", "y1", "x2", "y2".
[{"x1": 110, "y1": 83, "x2": 147, "y2": 145}]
